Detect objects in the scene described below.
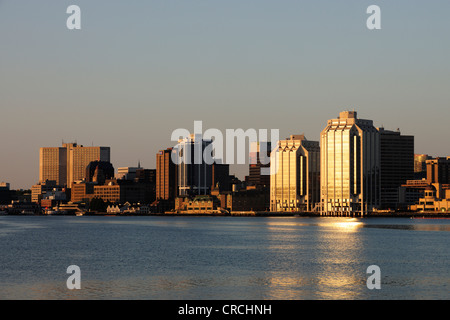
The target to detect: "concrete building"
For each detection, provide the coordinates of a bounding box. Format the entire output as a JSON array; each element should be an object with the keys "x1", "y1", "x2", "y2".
[
  {"x1": 270, "y1": 135, "x2": 320, "y2": 212},
  {"x1": 31, "y1": 180, "x2": 63, "y2": 204},
  {"x1": 410, "y1": 185, "x2": 450, "y2": 212},
  {"x1": 40, "y1": 142, "x2": 110, "y2": 187},
  {"x1": 174, "y1": 195, "x2": 223, "y2": 214},
  {"x1": 116, "y1": 165, "x2": 140, "y2": 181},
  {"x1": 378, "y1": 128, "x2": 414, "y2": 209},
  {"x1": 320, "y1": 111, "x2": 380, "y2": 215},
  {"x1": 71, "y1": 181, "x2": 95, "y2": 203},
  {"x1": 93, "y1": 179, "x2": 151, "y2": 205},
  {"x1": 426, "y1": 157, "x2": 450, "y2": 184},
  {"x1": 39, "y1": 147, "x2": 67, "y2": 186},
  {"x1": 156, "y1": 148, "x2": 178, "y2": 200}
]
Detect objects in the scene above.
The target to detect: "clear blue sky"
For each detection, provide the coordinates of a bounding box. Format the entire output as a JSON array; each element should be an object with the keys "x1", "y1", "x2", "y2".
[{"x1": 1, "y1": 1, "x2": 449, "y2": 189}]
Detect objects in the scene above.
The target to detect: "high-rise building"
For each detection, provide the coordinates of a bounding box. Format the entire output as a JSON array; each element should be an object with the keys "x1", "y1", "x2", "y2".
[
  {"x1": 156, "y1": 148, "x2": 178, "y2": 200},
  {"x1": 39, "y1": 147, "x2": 67, "y2": 186},
  {"x1": 320, "y1": 111, "x2": 380, "y2": 215},
  {"x1": 0, "y1": 182, "x2": 13, "y2": 205},
  {"x1": 85, "y1": 160, "x2": 115, "y2": 185},
  {"x1": 247, "y1": 142, "x2": 271, "y2": 188},
  {"x1": 270, "y1": 135, "x2": 320, "y2": 212},
  {"x1": 39, "y1": 142, "x2": 110, "y2": 188},
  {"x1": 426, "y1": 157, "x2": 450, "y2": 184},
  {"x1": 175, "y1": 134, "x2": 213, "y2": 196},
  {"x1": 378, "y1": 128, "x2": 414, "y2": 209},
  {"x1": 414, "y1": 154, "x2": 431, "y2": 179},
  {"x1": 64, "y1": 143, "x2": 110, "y2": 187},
  {"x1": 211, "y1": 162, "x2": 231, "y2": 192}
]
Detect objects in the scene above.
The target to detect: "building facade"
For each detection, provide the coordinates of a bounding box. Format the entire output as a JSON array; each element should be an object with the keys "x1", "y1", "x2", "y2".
[
  {"x1": 270, "y1": 135, "x2": 320, "y2": 212},
  {"x1": 247, "y1": 141, "x2": 271, "y2": 188},
  {"x1": 320, "y1": 111, "x2": 380, "y2": 215},
  {"x1": 175, "y1": 134, "x2": 213, "y2": 196},
  {"x1": 156, "y1": 148, "x2": 178, "y2": 200},
  {"x1": 426, "y1": 157, "x2": 450, "y2": 184},
  {"x1": 378, "y1": 128, "x2": 414, "y2": 209},
  {"x1": 39, "y1": 147, "x2": 67, "y2": 186}
]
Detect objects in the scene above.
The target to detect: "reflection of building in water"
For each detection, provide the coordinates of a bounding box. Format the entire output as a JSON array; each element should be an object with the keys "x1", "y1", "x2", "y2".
[{"x1": 261, "y1": 218, "x2": 365, "y2": 299}]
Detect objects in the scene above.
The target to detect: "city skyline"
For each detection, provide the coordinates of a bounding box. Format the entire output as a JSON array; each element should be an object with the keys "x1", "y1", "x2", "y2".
[{"x1": 1, "y1": 1, "x2": 450, "y2": 189}]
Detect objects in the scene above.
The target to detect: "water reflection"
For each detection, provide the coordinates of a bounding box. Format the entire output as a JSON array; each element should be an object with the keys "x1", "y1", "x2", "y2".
[
  {"x1": 1, "y1": 216, "x2": 449, "y2": 299},
  {"x1": 363, "y1": 224, "x2": 450, "y2": 232},
  {"x1": 259, "y1": 217, "x2": 368, "y2": 299}
]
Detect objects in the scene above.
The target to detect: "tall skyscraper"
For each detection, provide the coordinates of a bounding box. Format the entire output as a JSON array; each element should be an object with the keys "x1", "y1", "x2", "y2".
[
  {"x1": 39, "y1": 142, "x2": 110, "y2": 188},
  {"x1": 320, "y1": 111, "x2": 380, "y2": 215},
  {"x1": 39, "y1": 147, "x2": 67, "y2": 186},
  {"x1": 156, "y1": 148, "x2": 178, "y2": 200},
  {"x1": 175, "y1": 134, "x2": 213, "y2": 196},
  {"x1": 378, "y1": 128, "x2": 414, "y2": 209},
  {"x1": 270, "y1": 135, "x2": 320, "y2": 212},
  {"x1": 211, "y1": 162, "x2": 230, "y2": 192}
]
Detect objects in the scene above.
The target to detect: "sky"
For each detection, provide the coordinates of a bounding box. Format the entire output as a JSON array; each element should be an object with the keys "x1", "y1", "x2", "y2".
[{"x1": 1, "y1": 1, "x2": 449, "y2": 189}]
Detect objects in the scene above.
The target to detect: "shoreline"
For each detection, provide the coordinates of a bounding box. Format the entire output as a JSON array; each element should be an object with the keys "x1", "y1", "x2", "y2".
[{"x1": 3, "y1": 211, "x2": 450, "y2": 218}]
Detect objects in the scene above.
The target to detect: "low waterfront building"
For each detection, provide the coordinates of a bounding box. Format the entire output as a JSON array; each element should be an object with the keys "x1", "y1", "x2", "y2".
[
  {"x1": 174, "y1": 195, "x2": 223, "y2": 214},
  {"x1": 410, "y1": 185, "x2": 450, "y2": 212}
]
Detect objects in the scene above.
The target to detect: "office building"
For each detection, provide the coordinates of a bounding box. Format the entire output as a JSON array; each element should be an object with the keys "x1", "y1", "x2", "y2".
[
  {"x1": 414, "y1": 154, "x2": 431, "y2": 179},
  {"x1": 85, "y1": 161, "x2": 115, "y2": 185},
  {"x1": 247, "y1": 142, "x2": 271, "y2": 188},
  {"x1": 320, "y1": 111, "x2": 380, "y2": 215},
  {"x1": 31, "y1": 180, "x2": 64, "y2": 204},
  {"x1": 0, "y1": 182, "x2": 12, "y2": 205},
  {"x1": 71, "y1": 182, "x2": 95, "y2": 203},
  {"x1": 175, "y1": 134, "x2": 213, "y2": 196},
  {"x1": 211, "y1": 162, "x2": 231, "y2": 192},
  {"x1": 39, "y1": 147, "x2": 67, "y2": 186},
  {"x1": 39, "y1": 142, "x2": 110, "y2": 187},
  {"x1": 156, "y1": 148, "x2": 178, "y2": 200},
  {"x1": 93, "y1": 179, "x2": 151, "y2": 204},
  {"x1": 378, "y1": 128, "x2": 414, "y2": 209},
  {"x1": 426, "y1": 157, "x2": 450, "y2": 184},
  {"x1": 270, "y1": 135, "x2": 320, "y2": 212},
  {"x1": 116, "y1": 164, "x2": 140, "y2": 181}
]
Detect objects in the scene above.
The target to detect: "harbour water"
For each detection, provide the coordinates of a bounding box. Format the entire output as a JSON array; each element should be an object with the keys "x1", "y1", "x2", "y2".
[{"x1": 0, "y1": 215, "x2": 449, "y2": 300}]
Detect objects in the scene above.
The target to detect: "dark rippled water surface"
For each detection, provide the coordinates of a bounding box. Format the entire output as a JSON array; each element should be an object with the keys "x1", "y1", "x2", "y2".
[{"x1": 0, "y1": 215, "x2": 448, "y2": 299}]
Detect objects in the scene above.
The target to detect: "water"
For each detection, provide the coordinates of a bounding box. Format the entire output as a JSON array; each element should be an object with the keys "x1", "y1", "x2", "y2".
[{"x1": 0, "y1": 215, "x2": 448, "y2": 300}]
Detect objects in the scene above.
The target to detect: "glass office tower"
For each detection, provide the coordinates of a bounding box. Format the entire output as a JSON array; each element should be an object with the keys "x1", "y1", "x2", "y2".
[
  {"x1": 175, "y1": 134, "x2": 213, "y2": 196},
  {"x1": 320, "y1": 111, "x2": 380, "y2": 215},
  {"x1": 270, "y1": 135, "x2": 320, "y2": 212}
]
